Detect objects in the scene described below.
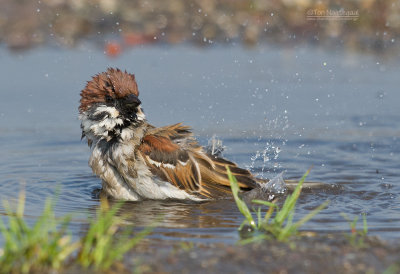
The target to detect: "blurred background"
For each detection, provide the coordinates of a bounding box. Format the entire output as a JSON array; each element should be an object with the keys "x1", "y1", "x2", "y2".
[{"x1": 0, "y1": 0, "x2": 399, "y2": 55}]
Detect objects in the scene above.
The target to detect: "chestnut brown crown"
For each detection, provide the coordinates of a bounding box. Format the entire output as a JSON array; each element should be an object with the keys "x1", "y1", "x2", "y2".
[{"x1": 79, "y1": 68, "x2": 139, "y2": 113}]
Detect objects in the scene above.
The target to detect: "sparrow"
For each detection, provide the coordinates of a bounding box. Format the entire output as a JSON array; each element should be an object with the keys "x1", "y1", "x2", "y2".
[{"x1": 79, "y1": 68, "x2": 285, "y2": 201}]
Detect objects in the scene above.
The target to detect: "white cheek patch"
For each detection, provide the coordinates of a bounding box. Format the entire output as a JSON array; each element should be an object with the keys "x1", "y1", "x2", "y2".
[
  {"x1": 98, "y1": 117, "x2": 123, "y2": 131},
  {"x1": 80, "y1": 114, "x2": 92, "y2": 132},
  {"x1": 94, "y1": 106, "x2": 120, "y2": 118},
  {"x1": 80, "y1": 104, "x2": 146, "y2": 142},
  {"x1": 84, "y1": 106, "x2": 125, "y2": 138}
]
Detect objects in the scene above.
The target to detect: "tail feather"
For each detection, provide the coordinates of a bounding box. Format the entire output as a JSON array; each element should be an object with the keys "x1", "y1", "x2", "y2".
[{"x1": 193, "y1": 153, "x2": 258, "y2": 198}]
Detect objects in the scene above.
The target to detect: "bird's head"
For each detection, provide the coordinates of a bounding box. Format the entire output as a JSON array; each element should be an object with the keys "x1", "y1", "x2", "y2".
[{"x1": 79, "y1": 68, "x2": 146, "y2": 144}]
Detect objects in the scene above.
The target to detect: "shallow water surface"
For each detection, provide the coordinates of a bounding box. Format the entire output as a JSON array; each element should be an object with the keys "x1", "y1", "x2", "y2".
[{"x1": 0, "y1": 45, "x2": 399, "y2": 245}]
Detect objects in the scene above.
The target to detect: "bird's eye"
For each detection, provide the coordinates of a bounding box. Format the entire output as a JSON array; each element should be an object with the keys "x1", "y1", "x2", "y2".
[{"x1": 105, "y1": 95, "x2": 113, "y2": 103}]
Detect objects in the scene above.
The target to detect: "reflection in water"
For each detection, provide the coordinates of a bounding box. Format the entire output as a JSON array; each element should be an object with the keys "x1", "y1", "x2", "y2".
[
  {"x1": 70, "y1": 198, "x2": 242, "y2": 244},
  {"x1": 125, "y1": 200, "x2": 235, "y2": 227}
]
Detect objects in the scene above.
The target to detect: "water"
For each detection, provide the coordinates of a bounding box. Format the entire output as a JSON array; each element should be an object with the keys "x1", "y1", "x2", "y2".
[{"x1": 0, "y1": 44, "x2": 399, "y2": 245}]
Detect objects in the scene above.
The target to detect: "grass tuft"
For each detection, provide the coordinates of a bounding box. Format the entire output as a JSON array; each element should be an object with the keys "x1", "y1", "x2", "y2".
[
  {"x1": 78, "y1": 198, "x2": 152, "y2": 270},
  {"x1": 0, "y1": 190, "x2": 79, "y2": 273},
  {"x1": 0, "y1": 192, "x2": 151, "y2": 272},
  {"x1": 227, "y1": 167, "x2": 328, "y2": 242},
  {"x1": 341, "y1": 212, "x2": 368, "y2": 248}
]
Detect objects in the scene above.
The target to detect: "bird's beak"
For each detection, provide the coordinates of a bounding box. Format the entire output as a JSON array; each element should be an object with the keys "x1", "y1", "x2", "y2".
[{"x1": 124, "y1": 94, "x2": 141, "y2": 108}]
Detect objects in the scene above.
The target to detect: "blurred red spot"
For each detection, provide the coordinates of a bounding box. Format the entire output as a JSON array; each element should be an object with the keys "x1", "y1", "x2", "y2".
[
  {"x1": 105, "y1": 42, "x2": 122, "y2": 57},
  {"x1": 123, "y1": 33, "x2": 149, "y2": 46}
]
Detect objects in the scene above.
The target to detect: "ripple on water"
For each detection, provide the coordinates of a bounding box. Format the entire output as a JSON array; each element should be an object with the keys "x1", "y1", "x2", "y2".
[{"x1": 2, "y1": 131, "x2": 400, "y2": 243}]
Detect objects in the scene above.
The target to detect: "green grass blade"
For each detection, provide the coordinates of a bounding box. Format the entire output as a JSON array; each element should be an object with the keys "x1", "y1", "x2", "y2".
[
  {"x1": 238, "y1": 234, "x2": 270, "y2": 245},
  {"x1": 263, "y1": 204, "x2": 275, "y2": 225},
  {"x1": 227, "y1": 167, "x2": 255, "y2": 228},
  {"x1": 252, "y1": 200, "x2": 278, "y2": 208},
  {"x1": 293, "y1": 200, "x2": 329, "y2": 230},
  {"x1": 274, "y1": 169, "x2": 310, "y2": 225},
  {"x1": 256, "y1": 207, "x2": 262, "y2": 229}
]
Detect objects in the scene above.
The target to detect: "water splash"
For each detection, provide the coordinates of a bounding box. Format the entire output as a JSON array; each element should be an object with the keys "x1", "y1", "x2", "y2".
[
  {"x1": 261, "y1": 172, "x2": 287, "y2": 194},
  {"x1": 243, "y1": 172, "x2": 287, "y2": 202},
  {"x1": 248, "y1": 140, "x2": 284, "y2": 178},
  {"x1": 206, "y1": 135, "x2": 225, "y2": 157}
]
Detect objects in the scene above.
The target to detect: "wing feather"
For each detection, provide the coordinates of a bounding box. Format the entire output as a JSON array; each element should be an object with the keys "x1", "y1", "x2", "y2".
[{"x1": 138, "y1": 123, "x2": 258, "y2": 199}]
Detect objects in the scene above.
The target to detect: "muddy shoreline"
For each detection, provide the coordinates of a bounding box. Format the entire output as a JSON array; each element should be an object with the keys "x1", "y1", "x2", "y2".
[{"x1": 125, "y1": 235, "x2": 400, "y2": 273}]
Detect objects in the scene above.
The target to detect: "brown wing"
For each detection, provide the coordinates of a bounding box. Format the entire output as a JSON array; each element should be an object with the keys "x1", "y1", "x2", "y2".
[{"x1": 138, "y1": 123, "x2": 258, "y2": 199}]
